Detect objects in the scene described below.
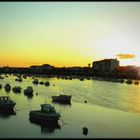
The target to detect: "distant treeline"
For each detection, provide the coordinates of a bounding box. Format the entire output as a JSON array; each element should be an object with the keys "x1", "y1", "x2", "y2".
[{"x1": 0, "y1": 65, "x2": 140, "y2": 80}]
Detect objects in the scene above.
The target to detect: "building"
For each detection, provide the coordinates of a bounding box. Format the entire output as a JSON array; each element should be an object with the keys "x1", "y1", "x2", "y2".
[{"x1": 92, "y1": 58, "x2": 119, "y2": 72}]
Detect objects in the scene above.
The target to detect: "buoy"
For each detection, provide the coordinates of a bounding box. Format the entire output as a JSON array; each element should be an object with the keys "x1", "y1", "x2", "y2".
[{"x1": 83, "y1": 127, "x2": 88, "y2": 135}]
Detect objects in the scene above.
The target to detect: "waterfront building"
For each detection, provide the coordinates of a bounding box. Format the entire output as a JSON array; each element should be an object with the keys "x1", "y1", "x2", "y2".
[{"x1": 92, "y1": 58, "x2": 119, "y2": 72}]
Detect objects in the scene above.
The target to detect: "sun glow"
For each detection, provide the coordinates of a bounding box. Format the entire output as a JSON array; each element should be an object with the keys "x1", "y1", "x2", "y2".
[{"x1": 0, "y1": 2, "x2": 140, "y2": 67}]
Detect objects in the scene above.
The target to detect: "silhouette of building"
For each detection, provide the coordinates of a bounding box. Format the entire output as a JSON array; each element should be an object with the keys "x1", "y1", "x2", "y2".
[{"x1": 92, "y1": 58, "x2": 119, "y2": 72}]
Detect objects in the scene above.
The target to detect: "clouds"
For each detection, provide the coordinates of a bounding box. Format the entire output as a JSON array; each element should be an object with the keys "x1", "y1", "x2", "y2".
[{"x1": 116, "y1": 54, "x2": 136, "y2": 59}]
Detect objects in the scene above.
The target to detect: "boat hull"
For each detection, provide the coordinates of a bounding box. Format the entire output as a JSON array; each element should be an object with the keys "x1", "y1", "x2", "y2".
[
  {"x1": 0, "y1": 109, "x2": 16, "y2": 118},
  {"x1": 0, "y1": 103, "x2": 16, "y2": 111},
  {"x1": 29, "y1": 110, "x2": 60, "y2": 122},
  {"x1": 52, "y1": 95, "x2": 71, "y2": 103}
]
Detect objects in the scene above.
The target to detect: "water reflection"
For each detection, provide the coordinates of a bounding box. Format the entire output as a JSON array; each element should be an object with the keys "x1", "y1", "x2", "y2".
[
  {"x1": 5, "y1": 90, "x2": 11, "y2": 93},
  {"x1": 29, "y1": 117, "x2": 61, "y2": 134},
  {"x1": 52, "y1": 101, "x2": 71, "y2": 106},
  {"x1": 24, "y1": 93, "x2": 34, "y2": 99},
  {"x1": 0, "y1": 109, "x2": 16, "y2": 119}
]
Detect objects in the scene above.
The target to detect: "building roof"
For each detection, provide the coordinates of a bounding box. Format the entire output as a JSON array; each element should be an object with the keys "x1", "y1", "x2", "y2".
[{"x1": 93, "y1": 58, "x2": 118, "y2": 63}]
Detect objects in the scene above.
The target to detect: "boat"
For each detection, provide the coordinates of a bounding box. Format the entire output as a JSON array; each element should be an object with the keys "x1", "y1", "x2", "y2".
[
  {"x1": 125, "y1": 79, "x2": 133, "y2": 84},
  {"x1": 79, "y1": 77, "x2": 84, "y2": 81},
  {"x1": 12, "y1": 86, "x2": 22, "y2": 93},
  {"x1": 15, "y1": 78, "x2": 22, "y2": 82},
  {"x1": 44, "y1": 81, "x2": 50, "y2": 86},
  {"x1": 52, "y1": 95, "x2": 72, "y2": 103},
  {"x1": 134, "y1": 81, "x2": 139, "y2": 85},
  {"x1": 33, "y1": 79, "x2": 38, "y2": 84},
  {"x1": 39, "y1": 81, "x2": 44, "y2": 85},
  {"x1": 24, "y1": 86, "x2": 33, "y2": 95},
  {"x1": 0, "y1": 96, "x2": 16, "y2": 110},
  {"x1": 118, "y1": 79, "x2": 124, "y2": 83},
  {"x1": 4, "y1": 83, "x2": 11, "y2": 92},
  {"x1": 29, "y1": 104, "x2": 61, "y2": 122}
]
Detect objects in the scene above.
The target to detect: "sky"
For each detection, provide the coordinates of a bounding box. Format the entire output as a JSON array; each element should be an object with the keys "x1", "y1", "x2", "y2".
[{"x1": 0, "y1": 2, "x2": 140, "y2": 67}]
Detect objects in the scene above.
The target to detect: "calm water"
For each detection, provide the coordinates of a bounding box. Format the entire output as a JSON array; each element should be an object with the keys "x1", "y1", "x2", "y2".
[{"x1": 0, "y1": 74, "x2": 140, "y2": 138}]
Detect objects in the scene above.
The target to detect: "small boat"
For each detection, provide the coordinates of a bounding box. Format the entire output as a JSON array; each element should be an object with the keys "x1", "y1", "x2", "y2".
[
  {"x1": 33, "y1": 79, "x2": 38, "y2": 84},
  {"x1": 24, "y1": 86, "x2": 33, "y2": 95},
  {"x1": 52, "y1": 95, "x2": 72, "y2": 103},
  {"x1": 125, "y1": 79, "x2": 133, "y2": 84},
  {"x1": 0, "y1": 96, "x2": 16, "y2": 110},
  {"x1": 44, "y1": 81, "x2": 50, "y2": 86},
  {"x1": 4, "y1": 83, "x2": 11, "y2": 92},
  {"x1": 29, "y1": 104, "x2": 61, "y2": 122},
  {"x1": 12, "y1": 86, "x2": 21, "y2": 93},
  {"x1": 79, "y1": 77, "x2": 84, "y2": 81},
  {"x1": 118, "y1": 79, "x2": 124, "y2": 83},
  {"x1": 15, "y1": 78, "x2": 22, "y2": 82},
  {"x1": 134, "y1": 81, "x2": 139, "y2": 85},
  {"x1": 39, "y1": 81, "x2": 44, "y2": 85}
]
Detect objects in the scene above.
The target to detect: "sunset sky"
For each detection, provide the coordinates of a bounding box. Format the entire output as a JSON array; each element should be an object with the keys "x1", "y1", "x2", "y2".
[{"x1": 0, "y1": 2, "x2": 140, "y2": 67}]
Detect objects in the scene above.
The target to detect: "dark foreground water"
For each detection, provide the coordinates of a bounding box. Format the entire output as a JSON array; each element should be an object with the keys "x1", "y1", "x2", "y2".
[{"x1": 0, "y1": 74, "x2": 140, "y2": 138}]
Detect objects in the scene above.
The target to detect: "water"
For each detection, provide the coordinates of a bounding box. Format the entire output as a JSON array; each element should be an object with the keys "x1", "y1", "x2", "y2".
[{"x1": 0, "y1": 74, "x2": 140, "y2": 138}]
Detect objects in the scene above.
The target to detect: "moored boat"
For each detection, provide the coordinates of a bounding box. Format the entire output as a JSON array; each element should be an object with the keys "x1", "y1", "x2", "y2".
[
  {"x1": 125, "y1": 79, "x2": 133, "y2": 84},
  {"x1": 52, "y1": 95, "x2": 72, "y2": 103},
  {"x1": 12, "y1": 86, "x2": 22, "y2": 93},
  {"x1": 33, "y1": 79, "x2": 38, "y2": 84},
  {"x1": 134, "y1": 81, "x2": 139, "y2": 85},
  {"x1": 24, "y1": 86, "x2": 33, "y2": 95},
  {"x1": 15, "y1": 78, "x2": 22, "y2": 82},
  {"x1": 29, "y1": 104, "x2": 61, "y2": 122},
  {"x1": 4, "y1": 83, "x2": 11, "y2": 92},
  {"x1": 44, "y1": 81, "x2": 50, "y2": 86},
  {"x1": 0, "y1": 96, "x2": 16, "y2": 110}
]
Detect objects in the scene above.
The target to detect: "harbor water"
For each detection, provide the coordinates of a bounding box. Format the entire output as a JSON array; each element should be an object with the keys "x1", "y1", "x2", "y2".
[{"x1": 0, "y1": 74, "x2": 140, "y2": 138}]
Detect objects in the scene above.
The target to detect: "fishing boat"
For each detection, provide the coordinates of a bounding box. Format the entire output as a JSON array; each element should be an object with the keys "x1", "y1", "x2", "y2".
[
  {"x1": 0, "y1": 96, "x2": 16, "y2": 110},
  {"x1": 29, "y1": 104, "x2": 61, "y2": 122}
]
